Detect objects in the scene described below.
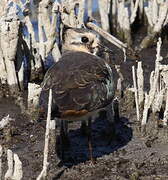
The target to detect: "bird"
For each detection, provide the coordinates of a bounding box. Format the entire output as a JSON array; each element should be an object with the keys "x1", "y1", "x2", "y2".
[{"x1": 39, "y1": 26, "x2": 115, "y2": 163}]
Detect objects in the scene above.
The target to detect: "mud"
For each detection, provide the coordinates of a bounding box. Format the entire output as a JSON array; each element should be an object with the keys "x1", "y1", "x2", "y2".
[{"x1": 1, "y1": 27, "x2": 168, "y2": 179}]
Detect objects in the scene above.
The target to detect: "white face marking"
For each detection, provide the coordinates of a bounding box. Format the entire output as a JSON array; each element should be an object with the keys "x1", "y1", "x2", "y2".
[{"x1": 63, "y1": 29, "x2": 100, "y2": 54}]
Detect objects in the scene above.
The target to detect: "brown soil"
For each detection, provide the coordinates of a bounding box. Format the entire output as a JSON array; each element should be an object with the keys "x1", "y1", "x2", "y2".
[{"x1": 1, "y1": 27, "x2": 168, "y2": 180}]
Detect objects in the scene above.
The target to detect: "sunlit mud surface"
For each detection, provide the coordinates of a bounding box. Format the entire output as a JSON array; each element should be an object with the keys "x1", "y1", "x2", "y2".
[{"x1": 1, "y1": 27, "x2": 168, "y2": 179}]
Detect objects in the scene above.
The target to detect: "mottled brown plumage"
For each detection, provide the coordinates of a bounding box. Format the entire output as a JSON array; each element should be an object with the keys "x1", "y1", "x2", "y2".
[
  {"x1": 40, "y1": 27, "x2": 115, "y2": 163},
  {"x1": 41, "y1": 51, "x2": 114, "y2": 120}
]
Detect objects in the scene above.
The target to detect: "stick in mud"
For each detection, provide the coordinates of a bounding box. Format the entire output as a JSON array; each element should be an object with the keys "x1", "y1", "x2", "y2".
[
  {"x1": 141, "y1": 38, "x2": 164, "y2": 126},
  {"x1": 132, "y1": 65, "x2": 140, "y2": 121},
  {"x1": 4, "y1": 149, "x2": 13, "y2": 179},
  {"x1": 86, "y1": 22, "x2": 127, "y2": 50},
  {"x1": 37, "y1": 88, "x2": 52, "y2": 180},
  {"x1": 137, "y1": 61, "x2": 144, "y2": 105},
  {"x1": 86, "y1": 22, "x2": 137, "y2": 61},
  {"x1": 12, "y1": 153, "x2": 23, "y2": 180},
  {"x1": 0, "y1": 145, "x2": 2, "y2": 180},
  {"x1": 4, "y1": 149, "x2": 23, "y2": 180},
  {"x1": 163, "y1": 89, "x2": 168, "y2": 126},
  {"x1": 140, "y1": 0, "x2": 168, "y2": 49}
]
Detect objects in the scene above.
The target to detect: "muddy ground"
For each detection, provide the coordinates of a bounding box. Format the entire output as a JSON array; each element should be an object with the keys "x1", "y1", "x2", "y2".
[{"x1": 1, "y1": 26, "x2": 168, "y2": 180}]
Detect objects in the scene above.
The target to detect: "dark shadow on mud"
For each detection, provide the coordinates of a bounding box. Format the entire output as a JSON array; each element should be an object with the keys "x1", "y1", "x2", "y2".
[{"x1": 57, "y1": 115, "x2": 132, "y2": 168}]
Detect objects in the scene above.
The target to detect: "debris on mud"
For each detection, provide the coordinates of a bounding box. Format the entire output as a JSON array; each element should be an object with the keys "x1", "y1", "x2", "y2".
[{"x1": 0, "y1": 40, "x2": 168, "y2": 179}]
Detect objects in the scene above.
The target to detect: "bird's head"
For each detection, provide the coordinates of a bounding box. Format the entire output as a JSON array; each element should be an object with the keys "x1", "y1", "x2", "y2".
[{"x1": 62, "y1": 26, "x2": 100, "y2": 55}]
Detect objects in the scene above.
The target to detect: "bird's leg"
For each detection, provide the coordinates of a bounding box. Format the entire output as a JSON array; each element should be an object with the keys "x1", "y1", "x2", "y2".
[
  {"x1": 87, "y1": 117, "x2": 95, "y2": 164},
  {"x1": 60, "y1": 120, "x2": 70, "y2": 162},
  {"x1": 80, "y1": 120, "x2": 87, "y2": 135},
  {"x1": 113, "y1": 98, "x2": 120, "y2": 122},
  {"x1": 106, "y1": 102, "x2": 116, "y2": 141},
  {"x1": 61, "y1": 120, "x2": 69, "y2": 146},
  {"x1": 106, "y1": 102, "x2": 114, "y2": 123}
]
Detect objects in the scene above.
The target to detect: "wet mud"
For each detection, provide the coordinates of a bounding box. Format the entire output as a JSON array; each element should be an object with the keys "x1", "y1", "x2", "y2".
[{"x1": 1, "y1": 27, "x2": 168, "y2": 179}]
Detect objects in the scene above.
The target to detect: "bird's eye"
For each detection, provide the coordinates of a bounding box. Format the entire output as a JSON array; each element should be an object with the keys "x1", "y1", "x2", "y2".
[{"x1": 81, "y1": 36, "x2": 89, "y2": 43}]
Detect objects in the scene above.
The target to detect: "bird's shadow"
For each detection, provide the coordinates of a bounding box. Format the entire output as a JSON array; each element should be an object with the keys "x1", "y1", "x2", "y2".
[{"x1": 56, "y1": 114, "x2": 133, "y2": 168}]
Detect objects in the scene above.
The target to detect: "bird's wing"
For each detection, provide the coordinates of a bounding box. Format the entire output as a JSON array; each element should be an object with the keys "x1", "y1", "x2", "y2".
[{"x1": 40, "y1": 52, "x2": 114, "y2": 117}]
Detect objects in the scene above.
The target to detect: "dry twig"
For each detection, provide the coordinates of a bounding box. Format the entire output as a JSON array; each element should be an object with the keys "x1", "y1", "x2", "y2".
[{"x1": 37, "y1": 89, "x2": 52, "y2": 180}]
